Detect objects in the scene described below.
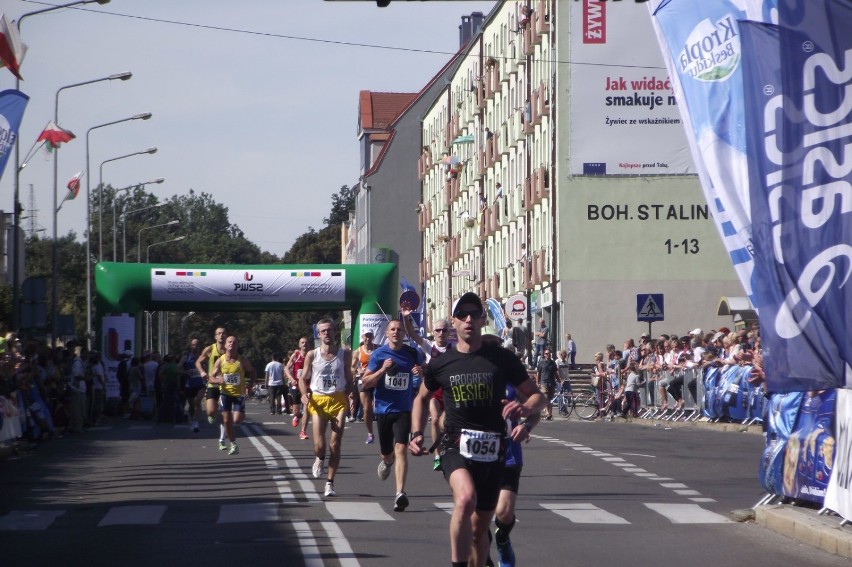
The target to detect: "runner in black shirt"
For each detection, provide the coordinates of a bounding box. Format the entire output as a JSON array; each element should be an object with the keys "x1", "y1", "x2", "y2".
[{"x1": 409, "y1": 292, "x2": 545, "y2": 567}]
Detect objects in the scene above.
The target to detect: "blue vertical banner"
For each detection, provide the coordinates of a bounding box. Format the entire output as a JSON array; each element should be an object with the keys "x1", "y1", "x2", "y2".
[
  {"x1": 740, "y1": 0, "x2": 852, "y2": 392},
  {"x1": 0, "y1": 89, "x2": 29, "y2": 182}
]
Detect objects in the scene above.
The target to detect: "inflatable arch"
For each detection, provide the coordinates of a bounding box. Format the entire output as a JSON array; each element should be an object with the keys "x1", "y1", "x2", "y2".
[{"x1": 94, "y1": 262, "x2": 398, "y2": 368}]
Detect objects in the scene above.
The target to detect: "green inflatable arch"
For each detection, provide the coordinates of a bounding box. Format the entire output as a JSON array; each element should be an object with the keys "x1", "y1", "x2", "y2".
[{"x1": 94, "y1": 262, "x2": 398, "y2": 367}]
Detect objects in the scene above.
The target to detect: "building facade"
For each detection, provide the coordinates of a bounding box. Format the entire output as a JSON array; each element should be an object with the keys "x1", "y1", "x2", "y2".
[{"x1": 417, "y1": 1, "x2": 746, "y2": 357}]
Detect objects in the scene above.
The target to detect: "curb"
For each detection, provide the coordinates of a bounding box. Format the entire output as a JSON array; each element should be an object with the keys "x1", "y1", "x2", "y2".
[{"x1": 755, "y1": 505, "x2": 852, "y2": 559}]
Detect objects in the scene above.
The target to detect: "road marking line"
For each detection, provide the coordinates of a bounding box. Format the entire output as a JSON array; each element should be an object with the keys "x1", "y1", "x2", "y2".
[
  {"x1": 435, "y1": 502, "x2": 454, "y2": 515},
  {"x1": 218, "y1": 503, "x2": 278, "y2": 523},
  {"x1": 612, "y1": 463, "x2": 637, "y2": 467},
  {"x1": 247, "y1": 424, "x2": 319, "y2": 501},
  {"x1": 99, "y1": 505, "x2": 166, "y2": 526},
  {"x1": 635, "y1": 473, "x2": 658, "y2": 477},
  {"x1": 674, "y1": 489, "x2": 702, "y2": 496},
  {"x1": 325, "y1": 502, "x2": 394, "y2": 521},
  {"x1": 292, "y1": 520, "x2": 324, "y2": 567},
  {"x1": 622, "y1": 452, "x2": 656, "y2": 458},
  {"x1": 540, "y1": 503, "x2": 630, "y2": 524},
  {"x1": 623, "y1": 468, "x2": 648, "y2": 473},
  {"x1": 601, "y1": 457, "x2": 626, "y2": 462},
  {"x1": 571, "y1": 446, "x2": 593, "y2": 451},
  {"x1": 322, "y1": 521, "x2": 362, "y2": 566},
  {"x1": 660, "y1": 483, "x2": 688, "y2": 489},
  {"x1": 0, "y1": 510, "x2": 64, "y2": 531},
  {"x1": 644, "y1": 503, "x2": 732, "y2": 524},
  {"x1": 690, "y1": 498, "x2": 717, "y2": 503}
]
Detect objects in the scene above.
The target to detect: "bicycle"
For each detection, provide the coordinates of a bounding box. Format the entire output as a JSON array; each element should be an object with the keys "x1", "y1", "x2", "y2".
[{"x1": 550, "y1": 379, "x2": 575, "y2": 417}]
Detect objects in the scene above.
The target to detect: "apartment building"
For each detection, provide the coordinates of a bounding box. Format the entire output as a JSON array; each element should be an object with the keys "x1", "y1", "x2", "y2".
[{"x1": 417, "y1": 1, "x2": 745, "y2": 355}]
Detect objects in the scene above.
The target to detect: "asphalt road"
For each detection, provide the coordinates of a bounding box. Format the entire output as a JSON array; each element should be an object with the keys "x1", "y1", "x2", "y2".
[{"x1": 1, "y1": 401, "x2": 847, "y2": 567}]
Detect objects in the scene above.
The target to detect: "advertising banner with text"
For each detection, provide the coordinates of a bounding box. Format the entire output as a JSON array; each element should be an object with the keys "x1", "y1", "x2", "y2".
[{"x1": 568, "y1": 0, "x2": 694, "y2": 176}]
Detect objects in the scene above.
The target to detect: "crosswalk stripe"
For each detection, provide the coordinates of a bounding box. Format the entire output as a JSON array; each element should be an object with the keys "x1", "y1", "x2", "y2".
[
  {"x1": 0, "y1": 510, "x2": 64, "y2": 531},
  {"x1": 540, "y1": 503, "x2": 630, "y2": 524},
  {"x1": 434, "y1": 502, "x2": 454, "y2": 515},
  {"x1": 218, "y1": 502, "x2": 278, "y2": 523},
  {"x1": 644, "y1": 503, "x2": 732, "y2": 524},
  {"x1": 325, "y1": 502, "x2": 394, "y2": 521},
  {"x1": 99, "y1": 505, "x2": 166, "y2": 526}
]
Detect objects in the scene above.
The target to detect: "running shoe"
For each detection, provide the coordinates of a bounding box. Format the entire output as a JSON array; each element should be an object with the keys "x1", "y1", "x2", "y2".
[
  {"x1": 208, "y1": 415, "x2": 215, "y2": 425},
  {"x1": 377, "y1": 459, "x2": 393, "y2": 481},
  {"x1": 324, "y1": 482, "x2": 335, "y2": 497},
  {"x1": 433, "y1": 454, "x2": 442, "y2": 472},
  {"x1": 191, "y1": 421, "x2": 200, "y2": 433},
  {"x1": 218, "y1": 440, "x2": 227, "y2": 451},
  {"x1": 292, "y1": 415, "x2": 300, "y2": 427},
  {"x1": 299, "y1": 431, "x2": 309, "y2": 440},
  {"x1": 496, "y1": 535, "x2": 515, "y2": 567},
  {"x1": 228, "y1": 443, "x2": 239, "y2": 455},
  {"x1": 365, "y1": 433, "x2": 374, "y2": 444},
  {"x1": 393, "y1": 491, "x2": 409, "y2": 512},
  {"x1": 312, "y1": 457, "x2": 324, "y2": 479}
]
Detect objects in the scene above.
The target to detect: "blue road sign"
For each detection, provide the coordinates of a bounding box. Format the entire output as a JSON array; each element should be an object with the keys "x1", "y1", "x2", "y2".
[{"x1": 637, "y1": 294, "x2": 664, "y2": 322}]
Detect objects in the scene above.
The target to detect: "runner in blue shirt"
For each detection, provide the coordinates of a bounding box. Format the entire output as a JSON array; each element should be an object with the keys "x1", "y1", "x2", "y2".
[{"x1": 362, "y1": 318, "x2": 424, "y2": 512}]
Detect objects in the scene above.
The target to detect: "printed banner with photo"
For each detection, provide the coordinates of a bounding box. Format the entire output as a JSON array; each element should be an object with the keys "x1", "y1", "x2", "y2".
[
  {"x1": 824, "y1": 389, "x2": 852, "y2": 523},
  {"x1": 568, "y1": 0, "x2": 694, "y2": 176}
]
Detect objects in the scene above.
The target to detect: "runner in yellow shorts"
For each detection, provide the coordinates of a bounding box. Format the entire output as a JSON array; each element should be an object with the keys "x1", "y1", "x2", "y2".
[
  {"x1": 299, "y1": 317, "x2": 353, "y2": 498},
  {"x1": 210, "y1": 335, "x2": 256, "y2": 456}
]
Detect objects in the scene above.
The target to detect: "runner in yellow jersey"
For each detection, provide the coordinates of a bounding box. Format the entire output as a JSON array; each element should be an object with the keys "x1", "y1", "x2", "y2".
[
  {"x1": 196, "y1": 326, "x2": 228, "y2": 448},
  {"x1": 210, "y1": 335, "x2": 256, "y2": 456}
]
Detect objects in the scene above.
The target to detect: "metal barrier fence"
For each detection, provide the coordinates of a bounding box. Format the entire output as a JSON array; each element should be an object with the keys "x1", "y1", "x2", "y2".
[{"x1": 636, "y1": 365, "x2": 766, "y2": 424}]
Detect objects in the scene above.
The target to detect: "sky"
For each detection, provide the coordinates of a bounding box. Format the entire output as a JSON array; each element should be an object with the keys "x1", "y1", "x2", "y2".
[{"x1": 1, "y1": 0, "x2": 496, "y2": 258}]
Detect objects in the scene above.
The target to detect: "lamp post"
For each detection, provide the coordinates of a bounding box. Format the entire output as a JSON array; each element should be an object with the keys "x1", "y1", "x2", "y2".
[
  {"x1": 147, "y1": 236, "x2": 186, "y2": 263},
  {"x1": 145, "y1": 234, "x2": 184, "y2": 352},
  {"x1": 12, "y1": 0, "x2": 112, "y2": 332},
  {"x1": 98, "y1": 147, "x2": 157, "y2": 261},
  {"x1": 122, "y1": 203, "x2": 167, "y2": 262},
  {"x1": 51, "y1": 71, "x2": 132, "y2": 348},
  {"x1": 138, "y1": 220, "x2": 180, "y2": 263},
  {"x1": 112, "y1": 178, "x2": 164, "y2": 261},
  {"x1": 84, "y1": 112, "x2": 151, "y2": 348}
]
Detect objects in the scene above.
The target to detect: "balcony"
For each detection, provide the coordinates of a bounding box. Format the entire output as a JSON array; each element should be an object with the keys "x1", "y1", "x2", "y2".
[
  {"x1": 536, "y1": 0, "x2": 550, "y2": 35},
  {"x1": 522, "y1": 176, "x2": 532, "y2": 212},
  {"x1": 523, "y1": 25, "x2": 535, "y2": 56},
  {"x1": 538, "y1": 81, "x2": 550, "y2": 117}
]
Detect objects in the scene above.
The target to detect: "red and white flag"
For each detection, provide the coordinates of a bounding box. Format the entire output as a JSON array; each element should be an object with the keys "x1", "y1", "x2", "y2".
[
  {"x1": 37, "y1": 121, "x2": 76, "y2": 150},
  {"x1": 0, "y1": 13, "x2": 27, "y2": 80},
  {"x1": 66, "y1": 171, "x2": 84, "y2": 199}
]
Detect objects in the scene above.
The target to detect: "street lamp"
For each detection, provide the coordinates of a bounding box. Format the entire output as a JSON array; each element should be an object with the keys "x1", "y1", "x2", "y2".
[
  {"x1": 11, "y1": 0, "x2": 113, "y2": 332},
  {"x1": 112, "y1": 178, "x2": 164, "y2": 261},
  {"x1": 84, "y1": 112, "x2": 151, "y2": 347},
  {"x1": 98, "y1": 147, "x2": 157, "y2": 261},
  {"x1": 121, "y1": 202, "x2": 167, "y2": 262},
  {"x1": 147, "y1": 236, "x2": 186, "y2": 263},
  {"x1": 51, "y1": 71, "x2": 132, "y2": 347},
  {"x1": 138, "y1": 220, "x2": 180, "y2": 263}
]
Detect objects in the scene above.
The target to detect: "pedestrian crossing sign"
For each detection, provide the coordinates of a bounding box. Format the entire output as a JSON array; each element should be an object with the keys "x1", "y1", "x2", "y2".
[{"x1": 637, "y1": 293, "x2": 664, "y2": 322}]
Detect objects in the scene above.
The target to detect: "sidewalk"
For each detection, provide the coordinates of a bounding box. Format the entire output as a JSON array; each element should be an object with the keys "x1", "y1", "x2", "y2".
[{"x1": 610, "y1": 412, "x2": 852, "y2": 560}]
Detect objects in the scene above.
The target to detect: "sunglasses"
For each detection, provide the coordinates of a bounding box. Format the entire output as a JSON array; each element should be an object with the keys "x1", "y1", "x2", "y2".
[
  {"x1": 434, "y1": 328, "x2": 449, "y2": 333},
  {"x1": 453, "y1": 308, "x2": 484, "y2": 320}
]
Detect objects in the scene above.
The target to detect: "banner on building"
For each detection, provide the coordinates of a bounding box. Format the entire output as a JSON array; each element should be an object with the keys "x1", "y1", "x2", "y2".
[{"x1": 568, "y1": 0, "x2": 694, "y2": 176}]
